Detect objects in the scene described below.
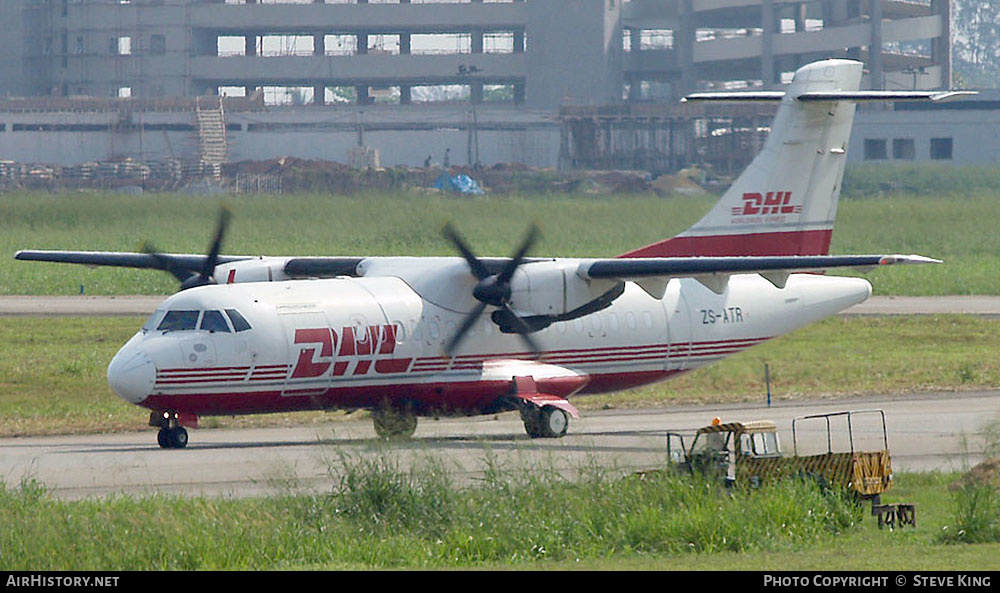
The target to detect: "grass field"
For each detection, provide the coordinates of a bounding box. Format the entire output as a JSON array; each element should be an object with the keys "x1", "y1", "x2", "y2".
[
  {"x1": 1, "y1": 189, "x2": 999, "y2": 295},
  {"x1": 2, "y1": 314, "x2": 998, "y2": 437},
  {"x1": 2, "y1": 459, "x2": 997, "y2": 570}
]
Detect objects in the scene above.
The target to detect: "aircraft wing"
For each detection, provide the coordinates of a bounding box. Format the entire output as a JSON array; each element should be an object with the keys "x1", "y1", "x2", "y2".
[
  {"x1": 14, "y1": 250, "x2": 250, "y2": 271},
  {"x1": 578, "y1": 254, "x2": 940, "y2": 295}
]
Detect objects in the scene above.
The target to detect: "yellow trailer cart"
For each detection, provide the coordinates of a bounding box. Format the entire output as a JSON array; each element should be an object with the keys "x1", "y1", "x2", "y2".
[{"x1": 664, "y1": 410, "x2": 914, "y2": 527}]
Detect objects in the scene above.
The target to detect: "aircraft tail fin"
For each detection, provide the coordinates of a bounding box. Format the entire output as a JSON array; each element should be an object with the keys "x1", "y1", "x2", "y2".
[{"x1": 620, "y1": 60, "x2": 968, "y2": 259}]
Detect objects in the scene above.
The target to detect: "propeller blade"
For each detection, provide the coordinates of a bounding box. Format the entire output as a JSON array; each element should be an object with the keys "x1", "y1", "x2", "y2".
[
  {"x1": 499, "y1": 304, "x2": 541, "y2": 358},
  {"x1": 517, "y1": 332, "x2": 542, "y2": 360},
  {"x1": 445, "y1": 301, "x2": 487, "y2": 357},
  {"x1": 496, "y1": 224, "x2": 540, "y2": 285},
  {"x1": 200, "y1": 205, "x2": 233, "y2": 280},
  {"x1": 442, "y1": 223, "x2": 490, "y2": 280},
  {"x1": 442, "y1": 222, "x2": 543, "y2": 358},
  {"x1": 139, "y1": 241, "x2": 195, "y2": 285},
  {"x1": 138, "y1": 204, "x2": 234, "y2": 291}
]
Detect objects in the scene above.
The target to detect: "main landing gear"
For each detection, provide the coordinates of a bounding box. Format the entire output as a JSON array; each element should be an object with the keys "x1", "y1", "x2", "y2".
[
  {"x1": 521, "y1": 404, "x2": 570, "y2": 439},
  {"x1": 151, "y1": 410, "x2": 188, "y2": 449}
]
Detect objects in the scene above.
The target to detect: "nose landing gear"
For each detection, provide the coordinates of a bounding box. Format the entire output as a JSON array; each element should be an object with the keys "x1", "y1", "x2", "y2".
[{"x1": 150, "y1": 410, "x2": 189, "y2": 449}]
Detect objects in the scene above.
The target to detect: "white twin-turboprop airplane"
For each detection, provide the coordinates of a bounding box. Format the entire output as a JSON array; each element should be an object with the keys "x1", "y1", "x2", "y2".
[{"x1": 17, "y1": 60, "x2": 962, "y2": 448}]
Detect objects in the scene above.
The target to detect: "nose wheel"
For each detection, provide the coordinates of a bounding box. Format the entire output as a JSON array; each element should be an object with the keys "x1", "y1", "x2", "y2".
[
  {"x1": 150, "y1": 410, "x2": 189, "y2": 449},
  {"x1": 157, "y1": 426, "x2": 189, "y2": 449}
]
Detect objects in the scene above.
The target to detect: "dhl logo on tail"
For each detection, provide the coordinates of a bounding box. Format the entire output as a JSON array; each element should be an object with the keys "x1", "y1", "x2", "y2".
[{"x1": 731, "y1": 192, "x2": 801, "y2": 218}]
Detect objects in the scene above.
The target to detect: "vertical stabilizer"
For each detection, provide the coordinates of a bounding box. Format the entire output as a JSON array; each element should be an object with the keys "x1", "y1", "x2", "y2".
[{"x1": 622, "y1": 60, "x2": 864, "y2": 258}]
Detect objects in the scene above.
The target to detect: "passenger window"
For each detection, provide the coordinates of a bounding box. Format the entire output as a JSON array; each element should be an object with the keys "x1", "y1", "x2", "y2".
[
  {"x1": 157, "y1": 310, "x2": 200, "y2": 331},
  {"x1": 225, "y1": 309, "x2": 252, "y2": 332},
  {"x1": 201, "y1": 310, "x2": 231, "y2": 333}
]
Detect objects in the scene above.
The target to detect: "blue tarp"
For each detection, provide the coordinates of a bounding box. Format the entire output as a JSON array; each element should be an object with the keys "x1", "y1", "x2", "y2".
[{"x1": 433, "y1": 172, "x2": 484, "y2": 195}]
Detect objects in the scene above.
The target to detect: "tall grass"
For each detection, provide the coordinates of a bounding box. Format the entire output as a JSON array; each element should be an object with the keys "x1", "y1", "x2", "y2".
[
  {"x1": 4, "y1": 188, "x2": 1000, "y2": 295},
  {"x1": 842, "y1": 164, "x2": 1000, "y2": 198},
  {"x1": 0, "y1": 454, "x2": 864, "y2": 570},
  {"x1": 942, "y1": 485, "x2": 1000, "y2": 544}
]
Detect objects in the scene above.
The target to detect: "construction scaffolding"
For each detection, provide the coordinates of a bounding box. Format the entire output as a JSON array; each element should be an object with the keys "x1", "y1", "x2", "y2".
[{"x1": 559, "y1": 102, "x2": 777, "y2": 177}]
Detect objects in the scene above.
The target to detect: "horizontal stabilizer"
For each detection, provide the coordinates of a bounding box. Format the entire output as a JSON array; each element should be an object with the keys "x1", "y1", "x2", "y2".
[
  {"x1": 683, "y1": 90, "x2": 975, "y2": 104},
  {"x1": 797, "y1": 90, "x2": 977, "y2": 103},
  {"x1": 682, "y1": 91, "x2": 786, "y2": 102}
]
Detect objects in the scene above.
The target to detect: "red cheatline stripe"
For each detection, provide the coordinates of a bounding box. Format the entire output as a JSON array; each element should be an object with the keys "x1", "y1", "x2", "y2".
[
  {"x1": 158, "y1": 366, "x2": 251, "y2": 373},
  {"x1": 158, "y1": 366, "x2": 289, "y2": 377},
  {"x1": 408, "y1": 339, "x2": 769, "y2": 372},
  {"x1": 157, "y1": 379, "x2": 245, "y2": 385},
  {"x1": 689, "y1": 340, "x2": 767, "y2": 353},
  {"x1": 156, "y1": 369, "x2": 250, "y2": 375},
  {"x1": 148, "y1": 369, "x2": 681, "y2": 403},
  {"x1": 545, "y1": 348, "x2": 670, "y2": 363},
  {"x1": 153, "y1": 337, "x2": 772, "y2": 384},
  {"x1": 413, "y1": 338, "x2": 767, "y2": 366},
  {"x1": 155, "y1": 370, "x2": 248, "y2": 375}
]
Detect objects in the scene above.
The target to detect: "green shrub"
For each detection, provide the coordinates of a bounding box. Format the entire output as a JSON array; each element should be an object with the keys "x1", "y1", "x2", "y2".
[{"x1": 942, "y1": 485, "x2": 1000, "y2": 544}]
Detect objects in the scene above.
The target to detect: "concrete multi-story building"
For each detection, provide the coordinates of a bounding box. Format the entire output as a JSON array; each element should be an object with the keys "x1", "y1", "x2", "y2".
[{"x1": 0, "y1": 0, "x2": 961, "y2": 171}]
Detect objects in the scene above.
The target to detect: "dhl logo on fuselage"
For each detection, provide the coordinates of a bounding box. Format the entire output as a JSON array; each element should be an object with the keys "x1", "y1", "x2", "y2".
[
  {"x1": 291, "y1": 325, "x2": 410, "y2": 378},
  {"x1": 731, "y1": 192, "x2": 802, "y2": 218}
]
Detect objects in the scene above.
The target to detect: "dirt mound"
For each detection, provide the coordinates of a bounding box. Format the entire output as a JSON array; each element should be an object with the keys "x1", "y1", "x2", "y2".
[
  {"x1": 950, "y1": 457, "x2": 1000, "y2": 491},
  {"x1": 3, "y1": 154, "x2": 720, "y2": 195},
  {"x1": 224, "y1": 159, "x2": 674, "y2": 196}
]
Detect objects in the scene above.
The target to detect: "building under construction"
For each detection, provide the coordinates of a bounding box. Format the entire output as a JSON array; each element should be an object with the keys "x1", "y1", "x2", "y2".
[{"x1": 0, "y1": 0, "x2": 964, "y2": 179}]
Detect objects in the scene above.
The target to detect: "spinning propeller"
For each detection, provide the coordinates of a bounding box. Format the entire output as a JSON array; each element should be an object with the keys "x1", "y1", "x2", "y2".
[
  {"x1": 442, "y1": 223, "x2": 542, "y2": 357},
  {"x1": 141, "y1": 205, "x2": 233, "y2": 291}
]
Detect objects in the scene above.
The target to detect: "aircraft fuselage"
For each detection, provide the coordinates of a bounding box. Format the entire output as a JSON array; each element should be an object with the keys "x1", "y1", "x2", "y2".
[{"x1": 108, "y1": 269, "x2": 872, "y2": 421}]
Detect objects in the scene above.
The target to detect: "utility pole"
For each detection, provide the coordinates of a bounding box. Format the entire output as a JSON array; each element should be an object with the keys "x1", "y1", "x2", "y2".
[{"x1": 458, "y1": 64, "x2": 482, "y2": 167}]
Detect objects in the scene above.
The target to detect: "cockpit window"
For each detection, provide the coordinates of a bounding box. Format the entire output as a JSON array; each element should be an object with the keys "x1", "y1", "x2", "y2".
[
  {"x1": 225, "y1": 309, "x2": 252, "y2": 332},
  {"x1": 200, "y1": 310, "x2": 231, "y2": 333},
  {"x1": 157, "y1": 310, "x2": 200, "y2": 332},
  {"x1": 142, "y1": 310, "x2": 165, "y2": 333}
]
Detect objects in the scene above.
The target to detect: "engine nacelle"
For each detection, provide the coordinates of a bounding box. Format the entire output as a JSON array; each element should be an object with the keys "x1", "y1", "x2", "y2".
[
  {"x1": 213, "y1": 257, "x2": 295, "y2": 284},
  {"x1": 508, "y1": 260, "x2": 623, "y2": 322}
]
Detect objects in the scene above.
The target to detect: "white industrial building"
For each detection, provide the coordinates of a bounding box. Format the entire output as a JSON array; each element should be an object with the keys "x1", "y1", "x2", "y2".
[{"x1": 0, "y1": 0, "x2": 983, "y2": 174}]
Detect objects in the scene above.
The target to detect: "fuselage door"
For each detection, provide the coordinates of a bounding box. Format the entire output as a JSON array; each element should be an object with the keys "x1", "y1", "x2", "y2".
[
  {"x1": 662, "y1": 279, "x2": 693, "y2": 371},
  {"x1": 280, "y1": 308, "x2": 334, "y2": 399}
]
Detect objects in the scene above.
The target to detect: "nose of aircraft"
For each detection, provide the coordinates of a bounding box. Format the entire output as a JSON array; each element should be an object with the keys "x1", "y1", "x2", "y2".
[{"x1": 107, "y1": 347, "x2": 155, "y2": 404}]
